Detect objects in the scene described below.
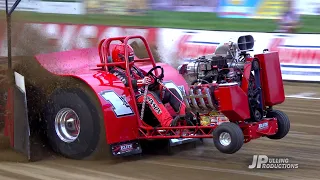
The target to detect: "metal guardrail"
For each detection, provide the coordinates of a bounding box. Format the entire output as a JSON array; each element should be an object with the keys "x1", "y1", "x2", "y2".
[{"x1": 1, "y1": 0, "x2": 34, "y2": 11}]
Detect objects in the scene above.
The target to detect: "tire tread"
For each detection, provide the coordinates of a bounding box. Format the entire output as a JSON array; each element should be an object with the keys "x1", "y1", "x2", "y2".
[
  {"x1": 213, "y1": 122, "x2": 244, "y2": 154},
  {"x1": 267, "y1": 110, "x2": 290, "y2": 140}
]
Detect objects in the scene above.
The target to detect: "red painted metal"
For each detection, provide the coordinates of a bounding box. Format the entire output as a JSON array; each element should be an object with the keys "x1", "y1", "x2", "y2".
[
  {"x1": 3, "y1": 35, "x2": 283, "y2": 149},
  {"x1": 240, "y1": 118, "x2": 278, "y2": 143},
  {"x1": 138, "y1": 118, "x2": 278, "y2": 143},
  {"x1": 241, "y1": 60, "x2": 252, "y2": 93},
  {"x1": 97, "y1": 35, "x2": 158, "y2": 129},
  {"x1": 215, "y1": 84, "x2": 251, "y2": 121},
  {"x1": 255, "y1": 52, "x2": 285, "y2": 106},
  {"x1": 30, "y1": 36, "x2": 190, "y2": 144},
  {"x1": 4, "y1": 87, "x2": 14, "y2": 147},
  {"x1": 138, "y1": 125, "x2": 216, "y2": 139}
]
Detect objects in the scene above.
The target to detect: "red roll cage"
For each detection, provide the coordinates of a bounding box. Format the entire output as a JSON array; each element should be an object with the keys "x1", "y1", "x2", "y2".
[
  {"x1": 97, "y1": 36, "x2": 158, "y2": 128},
  {"x1": 97, "y1": 35, "x2": 218, "y2": 139}
]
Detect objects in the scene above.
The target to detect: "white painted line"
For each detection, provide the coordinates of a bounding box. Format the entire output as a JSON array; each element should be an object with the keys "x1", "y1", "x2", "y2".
[
  {"x1": 285, "y1": 96, "x2": 320, "y2": 100},
  {"x1": 291, "y1": 123, "x2": 320, "y2": 129},
  {"x1": 285, "y1": 92, "x2": 320, "y2": 100},
  {"x1": 281, "y1": 109, "x2": 320, "y2": 115}
]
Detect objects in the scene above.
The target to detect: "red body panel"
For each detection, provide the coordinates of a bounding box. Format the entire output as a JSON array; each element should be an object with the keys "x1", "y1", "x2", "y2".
[
  {"x1": 35, "y1": 49, "x2": 141, "y2": 144},
  {"x1": 34, "y1": 47, "x2": 189, "y2": 144},
  {"x1": 240, "y1": 62, "x2": 252, "y2": 93},
  {"x1": 255, "y1": 52, "x2": 285, "y2": 106},
  {"x1": 214, "y1": 84, "x2": 250, "y2": 121},
  {"x1": 240, "y1": 118, "x2": 278, "y2": 142}
]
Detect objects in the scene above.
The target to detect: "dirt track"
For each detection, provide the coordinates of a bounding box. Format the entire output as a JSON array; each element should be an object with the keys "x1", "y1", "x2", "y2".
[
  {"x1": 0, "y1": 83, "x2": 318, "y2": 180},
  {"x1": 0, "y1": 17, "x2": 319, "y2": 179}
]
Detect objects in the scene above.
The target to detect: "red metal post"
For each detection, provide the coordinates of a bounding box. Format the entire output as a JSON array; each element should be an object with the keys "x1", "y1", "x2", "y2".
[{"x1": 98, "y1": 35, "x2": 159, "y2": 128}]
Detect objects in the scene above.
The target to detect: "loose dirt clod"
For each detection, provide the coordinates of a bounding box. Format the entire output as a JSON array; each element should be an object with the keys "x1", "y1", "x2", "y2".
[
  {"x1": 0, "y1": 18, "x2": 164, "y2": 162},
  {"x1": 0, "y1": 19, "x2": 64, "y2": 162}
]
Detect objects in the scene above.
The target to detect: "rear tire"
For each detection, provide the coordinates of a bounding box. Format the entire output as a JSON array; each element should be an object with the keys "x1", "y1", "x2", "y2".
[
  {"x1": 213, "y1": 122, "x2": 244, "y2": 154},
  {"x1": 266, "y1": 110, "x2": 290, "y2": 140},
  {"x1": 44, "y1": 87, "x2": 106, "y2": 160}
]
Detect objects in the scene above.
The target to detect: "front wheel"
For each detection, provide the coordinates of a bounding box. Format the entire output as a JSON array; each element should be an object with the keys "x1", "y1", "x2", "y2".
[
  {"x1": 266, "y1": 110, "x2": 290, "y2": 140},
  {"x1": 213, "y1": 122, "x2": 244, "y2": 154},
  {"x1": 44, "y1": 87, "x2": 106, "y2": 160}
]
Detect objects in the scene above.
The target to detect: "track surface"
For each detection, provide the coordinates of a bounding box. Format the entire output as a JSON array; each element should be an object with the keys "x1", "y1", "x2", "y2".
[{"x1": 0, "y1": 82, "x2": 319, "y2": 180}]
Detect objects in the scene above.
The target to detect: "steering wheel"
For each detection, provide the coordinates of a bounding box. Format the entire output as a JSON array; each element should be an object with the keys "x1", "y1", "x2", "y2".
[{"x1": 146, "y1": 66, "x2": 164, "y2": 90}]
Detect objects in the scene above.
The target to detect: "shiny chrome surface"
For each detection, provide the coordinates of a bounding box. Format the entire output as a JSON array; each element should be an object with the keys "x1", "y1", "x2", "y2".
[
  {"x1": 183, "y1": 86, "x2": 216, "y2": 111},
  {"x1": 54, "y1": 108, "x2": 80, "y2": 143},
  {"x1": 219, "y1": 132, "x2": 231, "y2": 146}
]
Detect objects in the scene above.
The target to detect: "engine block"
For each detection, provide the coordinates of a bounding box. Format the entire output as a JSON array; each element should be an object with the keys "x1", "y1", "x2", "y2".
[{"x1": 179, "y1": 54, "x2": 245, "y2": 85}]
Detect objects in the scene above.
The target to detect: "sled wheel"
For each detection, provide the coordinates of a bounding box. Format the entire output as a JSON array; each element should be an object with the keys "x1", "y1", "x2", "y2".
[
  {"x1": 213, "y1": 122, "x2": 244, "y2": 154},
  {"x1": 44, "y1": 87, "x2": 105, "y2": 160},
  {"x1": 266, "y1": 110, "x2": 290, "y2": 140}
]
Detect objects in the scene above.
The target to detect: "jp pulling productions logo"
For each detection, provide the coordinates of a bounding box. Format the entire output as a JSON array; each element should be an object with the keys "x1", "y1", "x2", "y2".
[{"x1": 248, "y1": 155, "x2": 299, "y2": 169}]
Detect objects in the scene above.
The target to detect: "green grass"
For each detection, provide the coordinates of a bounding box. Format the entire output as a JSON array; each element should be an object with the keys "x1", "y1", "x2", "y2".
[{"x1": 2, "y1": 10, "x2": 320, "y2": 33}]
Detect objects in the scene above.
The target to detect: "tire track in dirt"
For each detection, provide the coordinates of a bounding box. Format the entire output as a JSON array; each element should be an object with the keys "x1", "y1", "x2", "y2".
[
  {"x1": 0, "y1": 21, "x2": 320, "y2": 179},
  {"x1": 0, "y1": 84, "x2": 319, "y2": 180}
]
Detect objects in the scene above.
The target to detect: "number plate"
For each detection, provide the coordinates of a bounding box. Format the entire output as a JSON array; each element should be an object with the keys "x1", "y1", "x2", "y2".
[{"x1": 100, "y1": 90, "x2": 134, "y2": 117}]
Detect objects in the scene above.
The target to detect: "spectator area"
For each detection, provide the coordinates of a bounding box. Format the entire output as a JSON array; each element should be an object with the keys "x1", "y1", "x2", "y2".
[{"x1": 0, "y1": 0, "x2": 319, "y2": 33}]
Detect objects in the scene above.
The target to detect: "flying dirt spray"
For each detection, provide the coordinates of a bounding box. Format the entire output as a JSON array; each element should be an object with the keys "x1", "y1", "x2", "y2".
[
  {"x1": 0, "y1": 0, "x2": 29, "y2": 161},
  {"x1": 0, "y1": 0, "x2": 62, "y2": 162}
]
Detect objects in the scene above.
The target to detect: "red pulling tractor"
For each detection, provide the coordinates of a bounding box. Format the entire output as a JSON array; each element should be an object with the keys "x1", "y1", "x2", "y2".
[{"x1": 2, "y1": 35, "x2": 289, "y2": 161}]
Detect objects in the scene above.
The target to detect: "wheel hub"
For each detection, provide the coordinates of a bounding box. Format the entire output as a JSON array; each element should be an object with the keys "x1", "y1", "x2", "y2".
[
  {"x1": 55, "y1": 108, "x2": 80, "y2": 143},
  {"x1": 219, "y1": 132, "x2": 231, "y2": 146}
]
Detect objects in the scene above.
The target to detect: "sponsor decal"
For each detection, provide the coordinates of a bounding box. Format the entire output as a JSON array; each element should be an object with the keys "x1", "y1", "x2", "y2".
[
  {"x1": 258, "y1": 122, "x2": 268, "y2": 130},
  {"x1": 120, "y1": 143, "x2": 133, "y2": 152},
  {"x1": 113, "y1": 71, "x2": 128, "y2": 85},
  {"x1": 146, "y1": 96, "x2": 162, "y2": 114},
  {"x1": 111, "y1": 141, "x2": 141, "y2": 156},
  {"x1": 268, "y1": 36, "x2": 320, "y2": 65}
]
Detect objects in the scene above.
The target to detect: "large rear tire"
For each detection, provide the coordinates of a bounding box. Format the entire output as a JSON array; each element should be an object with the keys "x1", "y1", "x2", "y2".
[
  {"x1": 266, "y1": 110, "x2": 290, "y2": 140},
  {"x1": 213, "y1": 122, "x2": 244, "y2": 154},
  {"x1": 44, "y1": 87, "x2": 106, "y2": 160}
]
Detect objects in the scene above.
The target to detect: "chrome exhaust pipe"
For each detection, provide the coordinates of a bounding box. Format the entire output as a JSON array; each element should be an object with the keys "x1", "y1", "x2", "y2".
[
  {"x1": 196, "y1": 88, "x2": 207, "y2": 110},
  {"x1": 182, "y1": 90, "x2": 191, "y2": 109},
  {"x1": 183, "y1": 86, "x2": 217, "y2": 111},
  {"x1": 204, "y1": 88, "x2": 215, "y2": 109},
  {"x1": 189, "y1": 89, "x2": 199, "y2": 109}
]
